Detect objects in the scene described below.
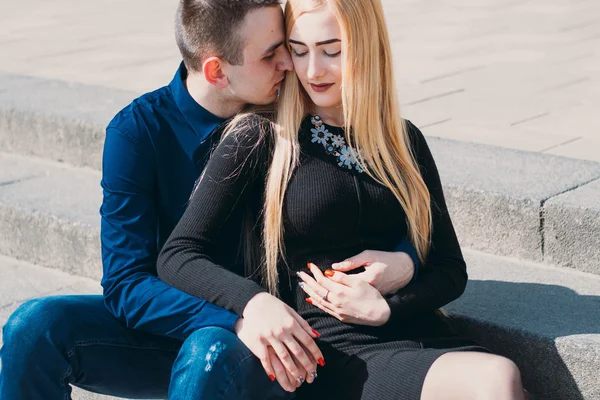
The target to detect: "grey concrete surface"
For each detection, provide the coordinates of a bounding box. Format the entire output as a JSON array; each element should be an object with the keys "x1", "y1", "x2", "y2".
[
  {"x1": 428, "y1": 137, "x2": 600, "y2": 266},
  {"x1": 0, "y1": 152, "x2": 101, "y2": 279},
  {"x1": 544, "y1": 178, "x2": 600, "y2": 275},
  {"x1": 448, "y1": 249, "x2": 600, "y2": 400},
  {"x1": 1, "y1": 0, "x2": 598, "y2": 161},
  {"x1": 0, "y1": 73, "x2": 135, "y2": 170}
]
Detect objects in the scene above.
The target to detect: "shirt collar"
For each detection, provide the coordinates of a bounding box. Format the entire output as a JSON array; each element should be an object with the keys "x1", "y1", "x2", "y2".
[{"x1": 169, "y1": 62, "x2": 226, "y2": 159}]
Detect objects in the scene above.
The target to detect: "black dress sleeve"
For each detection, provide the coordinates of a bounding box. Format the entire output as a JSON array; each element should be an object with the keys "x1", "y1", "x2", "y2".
[
  {"x1": 157, "y1": 117, "x2": 271, "y2": 316},
  {"x1": 383, "y1": 120, "x2": 468, "y2": 324}
]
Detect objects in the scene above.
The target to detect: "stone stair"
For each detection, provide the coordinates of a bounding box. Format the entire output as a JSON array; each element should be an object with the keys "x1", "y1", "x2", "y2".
[{"x1": 1, "y1": 73, "x2": 598, "y2": 399}]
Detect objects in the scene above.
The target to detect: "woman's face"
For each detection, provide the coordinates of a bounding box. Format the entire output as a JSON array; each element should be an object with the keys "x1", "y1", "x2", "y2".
[{"x1": 288, "y1": 7, "x2": 343, "y2": 111}]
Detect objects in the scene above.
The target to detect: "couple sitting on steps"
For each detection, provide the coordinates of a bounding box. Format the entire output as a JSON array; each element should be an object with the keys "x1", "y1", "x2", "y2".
[{"x1": 0, "y1": 0, "x2": 527, "y2": 399}]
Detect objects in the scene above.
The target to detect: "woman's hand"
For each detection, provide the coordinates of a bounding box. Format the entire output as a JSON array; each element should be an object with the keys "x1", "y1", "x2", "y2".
[
  {"x1": 331, "y1": 250, "x2": 415, "y2": 295},
  {"x1": 236, "y1": 292, "x2": 324, "y2": 391},
  {"x1": 298, "y1": 263, "x2": 391, "y2": 327}
]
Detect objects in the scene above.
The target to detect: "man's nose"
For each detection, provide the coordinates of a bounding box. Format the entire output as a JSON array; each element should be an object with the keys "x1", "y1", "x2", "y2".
[{"x1": 278, "y1": 48, "x2": 294, "y2": 72}]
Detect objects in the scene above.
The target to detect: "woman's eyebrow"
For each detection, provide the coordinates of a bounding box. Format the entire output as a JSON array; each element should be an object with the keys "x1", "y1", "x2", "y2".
[{"x1": 289, "y1": 38, "x2": 341, "y2": 46}]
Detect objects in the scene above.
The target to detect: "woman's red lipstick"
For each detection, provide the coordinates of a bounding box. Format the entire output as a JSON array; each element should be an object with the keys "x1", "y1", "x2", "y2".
[{"x1": 310, "y1": 83, "x2": 334, "y2": 93}]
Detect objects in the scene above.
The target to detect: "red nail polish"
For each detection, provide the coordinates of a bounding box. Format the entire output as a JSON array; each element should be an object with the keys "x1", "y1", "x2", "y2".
[
  {"x1": 324, "y1": 270, "x2": 335, "y2": 277},
  {"x1": 269, "y1": 374, "x2": 275, "y2": 382},
  {"x1": 305, "y1": 298, "x2": 313, "y2": 304},
  {"x1": 312, "y1": 329, "x2": 321, "y2": 337},
  {"x1": 318, "y1": 358, "x2": 326, "y2": 367},
  {"x1": 307, "y1": 262, "x2": 312, "y2": 269}
]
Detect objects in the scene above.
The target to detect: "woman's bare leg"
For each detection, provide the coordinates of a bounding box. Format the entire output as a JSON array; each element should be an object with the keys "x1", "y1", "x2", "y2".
[{"x1": 421, "y1": 352, "x2": 525, "y2": 400}]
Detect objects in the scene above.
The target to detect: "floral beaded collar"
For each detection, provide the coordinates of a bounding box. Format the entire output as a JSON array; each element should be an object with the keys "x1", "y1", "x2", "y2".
[{"x1": 309, "y1": 115, "x2": 364, "y2": 173}]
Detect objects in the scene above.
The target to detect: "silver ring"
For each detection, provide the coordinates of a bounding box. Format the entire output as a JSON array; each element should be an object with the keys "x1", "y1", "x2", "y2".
[{"x1": 321, "y1": 290, "x2": 329, "y2": 301}]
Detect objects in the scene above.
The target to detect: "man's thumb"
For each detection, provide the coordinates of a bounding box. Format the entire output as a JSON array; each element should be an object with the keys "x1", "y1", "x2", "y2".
[{"x1": 332, "y1": 252, "x2": 368, "y2": 271}]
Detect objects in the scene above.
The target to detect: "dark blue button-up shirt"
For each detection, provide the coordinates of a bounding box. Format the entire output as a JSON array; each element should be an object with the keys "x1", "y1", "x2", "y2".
[
  {"x1": 100, "y1": 63, "x2": 238, "y2": 340},
  {"x1": 100, "y1": 63, "x2": 419, "y2": 341}
]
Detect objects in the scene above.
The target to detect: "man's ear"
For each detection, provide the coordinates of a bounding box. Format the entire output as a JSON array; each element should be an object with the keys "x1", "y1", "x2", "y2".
[{"x1": 202, "y1": 57, "x2": 229, "y2": 88}]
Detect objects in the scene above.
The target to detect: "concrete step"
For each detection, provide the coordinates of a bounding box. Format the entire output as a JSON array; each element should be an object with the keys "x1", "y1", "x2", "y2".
[
  {"x1": 448, "y1": 249, "x2": 600, "y2": 400},
  {"x1": 0, "y1": 72, "x2": 135, "y2": 171},
  {"x1": 429, "y1": 137, "x2": 600, "y2": 275},
  {"x1": 2, "y1": 73, "x2": 600, "y2": 272},
  {"x1": 0, "y1": 152, "x2": 101, "y2": 280},
  {"x1": 2, "y1": 145, "x2": 600, "y2": 282}
]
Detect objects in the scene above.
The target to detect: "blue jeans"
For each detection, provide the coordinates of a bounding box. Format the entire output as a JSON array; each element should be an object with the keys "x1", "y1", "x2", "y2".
[{"x1": 0, "y1": 295, "x2": 293, "y2": 400}]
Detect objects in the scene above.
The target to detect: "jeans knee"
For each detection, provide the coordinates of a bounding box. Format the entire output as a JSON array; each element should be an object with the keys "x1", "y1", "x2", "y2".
[
  {"x1": 178, "y1": 327, "x2": 249, "y2": 373},
  {"x1": 2, "y1": 297, "x2": 73, "y2": 354}
]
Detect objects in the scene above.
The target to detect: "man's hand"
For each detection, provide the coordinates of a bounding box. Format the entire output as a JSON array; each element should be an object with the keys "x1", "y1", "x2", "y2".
[
  {"x1": 235, "y1": 293, "x2": 324, "y2": 392},
  {"x1": 331, "y1": 250, "x2": 415, "y2": 295},
  {"x1": 298, "y1": 264, "x2": 391, "y2": 327}
]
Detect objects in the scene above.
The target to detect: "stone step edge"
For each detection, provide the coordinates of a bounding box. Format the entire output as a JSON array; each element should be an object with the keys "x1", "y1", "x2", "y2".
[
  {"x1": 0, "y1": 72, "x2": 137, "y2": 170},
  {"x1": 1, "y1": 149, "x2": 599, "y2": 279}
]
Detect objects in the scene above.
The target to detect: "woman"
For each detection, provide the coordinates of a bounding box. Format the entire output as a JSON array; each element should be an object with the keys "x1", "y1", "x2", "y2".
[{"x1": 157, "y1": 0, "x2": 526, "y2": 398}]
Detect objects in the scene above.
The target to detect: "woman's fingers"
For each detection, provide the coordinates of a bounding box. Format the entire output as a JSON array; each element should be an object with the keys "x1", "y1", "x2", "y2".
[
  {"x1": 287, "y1": 301, "x2": 322, "y2": 339},
  {"x1": 293, "y1": 326, "x2": 326, "y2": 372},
  {"x1": 268, "y1": 347, "x2": 297, "y2": 392},
  {"x1": 255, "y1": 343, "x2": 277, "y2": 385},
  {"x1": 269, "y1": 338, "x2": 304, "y2": 385},
  {"x1": 307, "y1": 295, "x2": 344, "y2": 321},
  {"x1": 282, "y1": 335, "x2": 317, "y2": 382},
  {"x1": 308, "y1": 262, "x2": 355, "y2": 290},
  {"x1": 298, "y1": 273, "x2": 333, "y2": 304}
]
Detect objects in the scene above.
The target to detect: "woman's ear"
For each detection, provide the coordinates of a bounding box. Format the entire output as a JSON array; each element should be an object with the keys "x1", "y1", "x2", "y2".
[{"x1": 202, "y1": 57, "x2": 229, "y2": 89}]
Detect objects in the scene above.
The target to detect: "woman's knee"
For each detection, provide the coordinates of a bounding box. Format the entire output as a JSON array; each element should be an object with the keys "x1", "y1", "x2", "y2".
[
  {"x1": 482, "y1": 355, "x2": 523, "y2": 393},
  {"x1": 423, "y1": 352, "x2": 524, "y2": 400},
  {"x1": 462, "y1": 354, "x2": 524, "y2": 399}
]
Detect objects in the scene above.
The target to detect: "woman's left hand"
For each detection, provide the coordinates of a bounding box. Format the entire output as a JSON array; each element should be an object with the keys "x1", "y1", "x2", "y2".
[{"x1": 298, "y1": 263, "x2": 391, "y2": 327}]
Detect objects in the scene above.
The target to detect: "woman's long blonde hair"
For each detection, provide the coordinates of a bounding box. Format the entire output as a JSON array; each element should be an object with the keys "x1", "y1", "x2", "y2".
[{"x1": 229, "y1": 0, "x2": 432, "y2": 296}]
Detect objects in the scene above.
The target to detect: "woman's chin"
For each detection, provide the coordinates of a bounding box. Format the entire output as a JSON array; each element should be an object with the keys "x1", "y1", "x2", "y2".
[{"x1": 307, "y1": 96, "x2": 342, "y2": 110}]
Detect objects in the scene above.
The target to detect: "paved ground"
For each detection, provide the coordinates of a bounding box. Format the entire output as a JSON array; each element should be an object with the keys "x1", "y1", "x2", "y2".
[{"x1": 1, "y1": 0, "x2": 599, "y2": 161}]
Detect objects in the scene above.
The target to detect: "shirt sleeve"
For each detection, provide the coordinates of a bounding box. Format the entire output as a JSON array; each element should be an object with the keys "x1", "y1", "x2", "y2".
[
  {"x1": 100, "y1": 125, "x2": 239, "y2": 341},
  {"x1": 157, "y1": 119, "x2": 270, "y2": 316},
  {"x1": 383, "y1": 120, "x2": 468, "y2": 324},
  {"x1": 392, "y1": 239, "x2": 420, "y2": 283}
]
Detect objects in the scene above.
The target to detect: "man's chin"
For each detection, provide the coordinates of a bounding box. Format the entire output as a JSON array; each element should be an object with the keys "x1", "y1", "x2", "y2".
[{"x1": 251, "y1": 94, "x2": 279, "y2": 106}]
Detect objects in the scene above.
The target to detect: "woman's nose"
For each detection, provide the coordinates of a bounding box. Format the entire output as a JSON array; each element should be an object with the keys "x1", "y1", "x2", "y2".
[{"x1": 307, "y1": 56, "x2": 324, "y2": 80}]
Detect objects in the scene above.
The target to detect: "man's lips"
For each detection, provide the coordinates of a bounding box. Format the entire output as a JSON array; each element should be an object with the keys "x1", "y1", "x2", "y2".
[{"x1": 310, "y1": 83, "x2": 334, "y2": 93}]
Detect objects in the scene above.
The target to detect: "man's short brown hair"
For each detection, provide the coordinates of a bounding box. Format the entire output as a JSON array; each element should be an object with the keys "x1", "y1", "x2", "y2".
[{"x1": 175, "y1": 0, "x2": 281, "y2": 70}]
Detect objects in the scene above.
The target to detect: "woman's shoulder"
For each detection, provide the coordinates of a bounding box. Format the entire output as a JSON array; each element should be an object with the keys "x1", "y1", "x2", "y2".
[
  {"x1": 402, "y1": 118, "x2": 426, "y2": 154},
  {"x1": 222, "y1": 112, "x2": 275, "y2": 148},
  {"x1": 212, "y1": 112, "x2": 275, "y2": 172}
]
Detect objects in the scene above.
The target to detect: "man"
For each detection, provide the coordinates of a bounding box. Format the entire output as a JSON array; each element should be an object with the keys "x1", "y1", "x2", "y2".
[{"x1": 0, "y1": 0, "x2": 417, "y2": 398}]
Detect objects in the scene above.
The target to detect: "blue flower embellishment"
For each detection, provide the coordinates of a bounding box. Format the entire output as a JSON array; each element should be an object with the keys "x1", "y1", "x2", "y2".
[
  {"x1": 311, "y1": 124, "x2": 332, "y2": 146},
  {"x1": 309, "y1": 115, "x2": 364, "y2": 173}
]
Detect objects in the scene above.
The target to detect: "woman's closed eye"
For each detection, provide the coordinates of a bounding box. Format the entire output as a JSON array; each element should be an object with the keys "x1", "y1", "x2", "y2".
[
  {"x1": 291, "y1": 48, "x2": 308, "y2": 57},
  {"x1": 291, "y1": 48, "x2": 341, "y2": 58}
]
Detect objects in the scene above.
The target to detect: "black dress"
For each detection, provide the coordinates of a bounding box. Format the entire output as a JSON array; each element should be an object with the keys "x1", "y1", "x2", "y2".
[{"x1": 157, "y1": 115, "x2": 487, "y2": 400}]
